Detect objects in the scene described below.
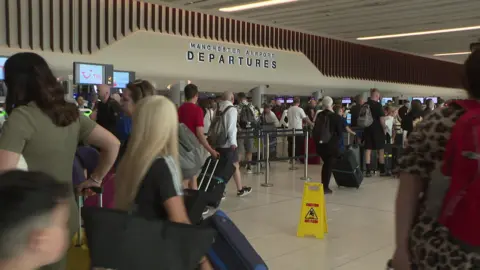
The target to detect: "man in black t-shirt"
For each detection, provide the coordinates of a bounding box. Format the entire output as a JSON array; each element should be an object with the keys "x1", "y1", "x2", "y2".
[
  {"x1": 397, "y1": 100, "x2": 409, "y2": 121},
  {"x1": 95, "y1": 84, "x2": 122, "y2": 136},
  {"x1": 363, "y1": 88, "x2": 387, "y2": 177}
]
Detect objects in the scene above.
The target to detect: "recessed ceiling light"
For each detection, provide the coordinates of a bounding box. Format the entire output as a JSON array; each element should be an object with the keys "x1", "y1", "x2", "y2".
[
  {"x1": 433, "y1": 52, "x2": 471, "y2": 56},
  {"x1": 219, "y1": 0, "x2": 298, "y2": 12},
  {"x1": 357, "y1": 25, "x2": 480, "y2": 40}
]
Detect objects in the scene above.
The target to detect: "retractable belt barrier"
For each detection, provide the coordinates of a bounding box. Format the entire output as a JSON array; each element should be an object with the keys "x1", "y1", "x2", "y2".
[
  {"x1": 235, "y1": 127, "x2": 314, "y2": 187},
  {"x1": 234, "y1": 126, "x2": 368, "y2": 187}
]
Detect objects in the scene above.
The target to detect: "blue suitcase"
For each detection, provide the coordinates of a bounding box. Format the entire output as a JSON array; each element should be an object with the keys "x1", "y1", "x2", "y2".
[{"x1": 207, "y1": 210, "x2": 268, "y2": 270}]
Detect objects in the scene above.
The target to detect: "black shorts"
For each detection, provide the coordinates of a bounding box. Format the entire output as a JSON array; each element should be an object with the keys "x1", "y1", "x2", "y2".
[
  {"x1": 216, "y1": 147, "x2": 239, "y2": 163},
  {"x1": 363, "y1": 128, "x2": 385, "y2": 150}
]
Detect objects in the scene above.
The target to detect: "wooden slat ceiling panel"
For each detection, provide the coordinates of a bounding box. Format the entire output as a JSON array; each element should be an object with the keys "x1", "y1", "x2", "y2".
[{"x1": 159, "y1": 0, "x2": 479, "y2": 63}]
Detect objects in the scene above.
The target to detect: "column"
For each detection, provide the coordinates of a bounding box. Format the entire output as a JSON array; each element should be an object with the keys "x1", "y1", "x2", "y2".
[
  {"x1": 169, "y1": 80, "x2": 187, "y2": 107},
  {"x1": 312, "y1": 91, "x2": 323, "y2": 101},
  {"x1": 250, "y1": 85, "x2": 266, "y2": 108},
  {"x1": 63, "y1": 77, "x2": 74, "y2": 102}
]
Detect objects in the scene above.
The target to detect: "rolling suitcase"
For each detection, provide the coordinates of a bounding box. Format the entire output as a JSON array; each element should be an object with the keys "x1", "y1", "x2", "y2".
[
  {"x1": 207, "y1": 210, "x2": 268, "y2": 270},
  {"x1": 333, "y1": 145, "x2": 364, "y2": 188},
  {"x1": 184, "y1": 157, "x2": 221, "y2": 224},
  {"x1": 383, "y1": 144, "x2": 393, "y2": 173},
  {"x1": 198, "y1": 156, "x2": 235, "y2": 208}
]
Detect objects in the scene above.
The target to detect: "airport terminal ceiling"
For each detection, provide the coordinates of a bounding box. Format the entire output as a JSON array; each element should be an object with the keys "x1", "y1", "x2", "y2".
[
  {"x1": 0, "y1": 0, "x2": 468, "y2": 98},
  {"x1": 158, "y1": 0, "x2": 480, "y2": 63}
]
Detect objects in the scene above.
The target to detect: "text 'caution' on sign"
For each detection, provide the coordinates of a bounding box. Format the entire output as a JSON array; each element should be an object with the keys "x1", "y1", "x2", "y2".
[{"x1": 297, "y1": 183, "x2": 328, "y2": 239}]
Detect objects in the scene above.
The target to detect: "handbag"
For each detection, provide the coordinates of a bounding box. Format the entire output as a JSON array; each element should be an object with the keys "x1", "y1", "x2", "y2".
[{"x1": 81, "y1": 206, "x2": 216, "y2": 270}]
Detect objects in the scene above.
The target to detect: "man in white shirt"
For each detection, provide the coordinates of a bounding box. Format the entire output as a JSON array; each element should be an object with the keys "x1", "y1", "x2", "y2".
[
  {"x1": 217, "y1": 91, "x2": 252, "y2": 197},
  {"x1": 287, "y1": 98, "x2": 314, "y2": 161}
]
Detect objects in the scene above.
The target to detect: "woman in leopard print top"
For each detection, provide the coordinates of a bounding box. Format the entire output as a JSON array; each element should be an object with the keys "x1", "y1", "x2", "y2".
[{"x1": 393, "y1": 50, "x2": 480, "y2": 269}]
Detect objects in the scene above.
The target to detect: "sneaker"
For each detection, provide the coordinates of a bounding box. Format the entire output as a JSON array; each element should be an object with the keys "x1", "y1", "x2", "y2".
[
  {"x1": 237, "y1": 186, "x2": 252, "y2": 197},
  {"x1": 365, "y1": 171, "x2": 373, "y2": 178},
  {"x1": 222, "y1": 193, "x2": 226, "y2": 200},
  {"x1": 202, "y1": 207, "x2": 209, "y2": 215},
  {"x1": 246, "y1": 165, "x2": 253, "y2": 174}
]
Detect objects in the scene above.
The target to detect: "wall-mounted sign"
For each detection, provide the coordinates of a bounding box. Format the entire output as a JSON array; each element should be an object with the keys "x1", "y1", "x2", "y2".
[{"x1": 187, "y1": 43, "x2": 277, "y2": 69}]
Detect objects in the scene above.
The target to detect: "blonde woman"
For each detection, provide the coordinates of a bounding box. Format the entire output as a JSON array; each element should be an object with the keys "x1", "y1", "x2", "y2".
[{"x1": 114, "y1": 96, "x2": 212, "y2": 270}]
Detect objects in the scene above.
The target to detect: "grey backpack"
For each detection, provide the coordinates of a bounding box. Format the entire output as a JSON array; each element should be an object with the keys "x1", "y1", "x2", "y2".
[
  {"x1": 357, "y1": 104, "x2": 373, "y2": 128},
  {"x1": 207, "y1": 106, "x2": 234, "y2": 147},
  {"x1": 178, "y1": 123, "x2": 205, "y2": 178}
]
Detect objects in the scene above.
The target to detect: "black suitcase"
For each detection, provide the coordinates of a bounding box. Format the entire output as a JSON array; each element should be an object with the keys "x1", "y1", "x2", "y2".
[
  {"x1": 184, "y1": 158, "x2": 223, "y2": 224},
  {"x1": 198, "y1": 156, "x2": 235, "y2": 207},
  {"x1": 384, "y1": 144, "x2": 393, "y2": 173},
  {"x1": 333, "y1": 146, "x2": 364, "y2": 188}
]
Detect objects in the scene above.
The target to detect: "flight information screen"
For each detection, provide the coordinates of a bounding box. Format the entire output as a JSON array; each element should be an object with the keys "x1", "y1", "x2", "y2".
[
  {"x1": 113, "y1": 71, "x2": 130, "y2": 88},
  {"x1": 74, "y1": 62, "x2": 105, "y2": 85},
  {"x1": 0, "y1": 57, "x2": 8, "y2": 81},
  {"x1": 412, "y1": 97, "x2": 425, "y2": 103},
  {"x1": 342, "y1": 97, "x2": 352, "y2": 104}
]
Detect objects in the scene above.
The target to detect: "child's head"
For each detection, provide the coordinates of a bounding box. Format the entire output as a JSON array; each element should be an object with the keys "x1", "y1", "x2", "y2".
[
  {"x1": 386, "y1": 105, "x2": 398, "y2": 116},
  {"x1": 0, "y1": 170, "x2": 70, "y2": 269}
]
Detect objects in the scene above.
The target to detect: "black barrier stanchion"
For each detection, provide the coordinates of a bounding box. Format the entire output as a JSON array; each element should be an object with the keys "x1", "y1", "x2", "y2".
[
  {"x1": 290, "y1": 129, "x2": 298, "y2": 170},
  {"x1": 300, "y1": 128, "x2": 311, "y2": 181},
  {"x1": 261, "y1": 132, "x2": 273, "y2": 187},
  {"x1": 254, "y1": 129, "x2": 264, "y2": 175}
]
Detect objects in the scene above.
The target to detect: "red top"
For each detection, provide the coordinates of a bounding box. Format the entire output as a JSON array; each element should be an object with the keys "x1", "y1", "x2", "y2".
[{"x1": 178, "y1": 102, "x2": 204, "y2": 136}]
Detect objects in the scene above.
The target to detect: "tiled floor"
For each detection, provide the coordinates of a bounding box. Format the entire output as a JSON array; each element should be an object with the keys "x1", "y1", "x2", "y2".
[{"x1": 220, "y1": 161, "x2": 397, "y2": 270}]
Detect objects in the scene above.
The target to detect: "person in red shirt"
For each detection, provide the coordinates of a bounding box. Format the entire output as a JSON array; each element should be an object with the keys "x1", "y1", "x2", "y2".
[{"x1": 178, "y1": 84, "x2": 219, "y2": 190}]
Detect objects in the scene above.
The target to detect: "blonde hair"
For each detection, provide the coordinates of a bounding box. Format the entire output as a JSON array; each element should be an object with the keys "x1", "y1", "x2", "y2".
[{"x1": 114, "y1": 95, "x2": 180, "y2": 210}]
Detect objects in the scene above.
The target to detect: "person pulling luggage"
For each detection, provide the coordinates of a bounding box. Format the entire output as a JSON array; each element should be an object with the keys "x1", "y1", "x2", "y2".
[{"x1": 313, "y1": 97, "x2": 344, "y2": 194}]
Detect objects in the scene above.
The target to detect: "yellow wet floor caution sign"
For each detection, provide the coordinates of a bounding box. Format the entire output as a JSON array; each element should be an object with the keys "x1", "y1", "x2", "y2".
[{"x1": 297, "y1": 182, "x2": 328, "y2": 239}]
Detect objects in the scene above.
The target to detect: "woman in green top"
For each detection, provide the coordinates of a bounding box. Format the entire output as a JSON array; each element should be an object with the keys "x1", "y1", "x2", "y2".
[{"x1": 0, "y1": 52, "x2": 120, "y2": 269}]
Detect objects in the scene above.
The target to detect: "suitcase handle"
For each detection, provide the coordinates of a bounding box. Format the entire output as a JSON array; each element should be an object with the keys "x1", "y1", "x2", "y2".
[
  {"x1": 198, "y1": 157, "x2": 220, "y2": 191},
  {"x1": 76, "y1": 187, "x2": 103, "y2": 247},
  {"x1": 89, "y1": 186, "x2": 103, "y2": 194}
]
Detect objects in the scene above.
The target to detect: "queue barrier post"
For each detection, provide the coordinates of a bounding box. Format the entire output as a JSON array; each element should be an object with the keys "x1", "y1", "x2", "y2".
[
  {"x1": 254, "y1": 129, "x2": 264, "y2": 175},
  {"x1": 261, "y1": 133, "x2": 273, "y2": 187},
  {"x1": 290, "y1": 129, "x2": 298, "y2": 171},
  {"x1": 300, "y1": 128, "x2": 311, "y2": 181}
]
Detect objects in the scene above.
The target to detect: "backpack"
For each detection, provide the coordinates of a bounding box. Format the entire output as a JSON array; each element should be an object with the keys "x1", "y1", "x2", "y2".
[
  {"x1": 178, "y1": 123, "x2": 205, "y2": 178},
  {"x1": 357, "y1": 103, "x2": 373, "y2": 128},
  {"x1": 437, "y1": 100, "x2": 480, "y2": 246},
  {"x1": 313, "y1": 111, "x2": 332, "y2": 144},
  {"x1": 238, "y1": 104, "x2": 257, "y2": 129},
  {"x1": 207, "y1": 106, "x2": 234, "y2": 147}
]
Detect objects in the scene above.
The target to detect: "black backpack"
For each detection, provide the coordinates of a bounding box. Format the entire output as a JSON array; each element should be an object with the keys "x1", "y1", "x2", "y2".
[
  {"x1": 313, "y1": 111, "x2": 332, "y2": 144},
  {"x1": 238, "y1": 104, "x2": 257, "y2": 129}
]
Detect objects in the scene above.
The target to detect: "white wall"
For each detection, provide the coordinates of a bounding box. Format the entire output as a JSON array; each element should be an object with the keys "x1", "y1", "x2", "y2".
[{"x1": 0, "y1": 31, "x2": 466, "y2": 98}]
